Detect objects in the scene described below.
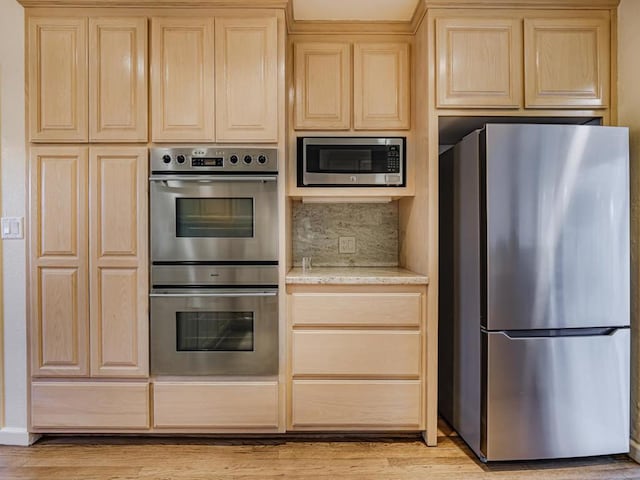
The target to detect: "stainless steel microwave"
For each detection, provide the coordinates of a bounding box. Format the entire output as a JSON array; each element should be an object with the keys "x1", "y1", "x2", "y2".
[{"x1": 297, "y1": 137, "x2": 406, "y2": 187}]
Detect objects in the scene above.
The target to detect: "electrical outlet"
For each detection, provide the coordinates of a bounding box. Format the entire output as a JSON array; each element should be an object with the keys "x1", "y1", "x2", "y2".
[
  {"x1": 339, "y1": 236, "x2": 356, "y2": 254},
  {"x1": 1, "y1": 217, "x2": 23, "y2": 239}
]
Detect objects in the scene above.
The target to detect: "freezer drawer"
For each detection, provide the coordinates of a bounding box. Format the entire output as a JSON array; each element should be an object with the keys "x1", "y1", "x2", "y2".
[{"x1": 483, "y1": 328, "x2": 629, "y2": 461}]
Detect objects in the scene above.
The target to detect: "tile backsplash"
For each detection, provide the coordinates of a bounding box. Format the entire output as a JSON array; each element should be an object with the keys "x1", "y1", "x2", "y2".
[{"x1": 292, "y1": 202, "x2": 398, "y2": 267}]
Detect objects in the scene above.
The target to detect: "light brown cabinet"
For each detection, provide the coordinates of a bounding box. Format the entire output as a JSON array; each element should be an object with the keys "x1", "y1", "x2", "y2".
[
  {"x1": 354, "y1": 42, "x2": 410, "y2": 129},
  {"x1": 524, "y1": 16, "x2": 610, "y2": 108},
  {"x1": 28, "y1": 16, "x2": 148, "y2": 143},
  {"x1": 89, "y1": 17, "x2": 148, "y2": 142},
  {"x1": 30, "y1": 146, "x2": 148, "y2": 379},
  {"x1": 436, "y1": 17, "x2": 522, "y2": 108},
  {"x1": 435, "y1": 11, "x2": 610, "y2": 109},
  {"x1": 294, "y1": 42, "x2": 351, "y2": 130},
  {"x1": 287, "y1": 285, "x2": 425, "y2": 430},
  {"x1": 151, "y1": 15, "x2": 278, "y2": 143},
  {"x1": 28, "y1": 18, "x2": 88, "y2": 142},
  {"x1": 293, "y1": 40, "x2": 410, "y2": 130}
]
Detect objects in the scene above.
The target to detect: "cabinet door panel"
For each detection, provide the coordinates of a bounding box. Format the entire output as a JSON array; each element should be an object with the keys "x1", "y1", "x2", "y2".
[
  {"x1": 294, "y1": 42, "x2": 351, "y2": 130},
  {"x1": 524, "y1": 17, "x2": 609, "y2": 108},
  {"x1": 90, "y1": 147, "x2": 148, "y2": 377},
  {"x1": 90, "y1": 17, "x2": 148, "y2": 142},
  {"x1": 436, "y1": 17, "x2": 521, "y2": 108},
  {"x1": 30, "y1": 147, "x2": 89, "y2": 376},
  {"x1": 354, "y1": 42, "x2": 410, "y2": 130},
  {"x1": 215, "y1": 17, "x2": 278, "y2": 142},
  {"x1": 28, "y1": 17, "x2": 88, "y2": 142},
  {"x1": 151, "y1": 18, "x2": 214, "y2": 142}
]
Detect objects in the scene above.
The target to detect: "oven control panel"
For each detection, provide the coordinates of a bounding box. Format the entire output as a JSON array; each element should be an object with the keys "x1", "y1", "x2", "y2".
[{"x1": 151, "y1": 147, "x2": 278, "y2": 173}]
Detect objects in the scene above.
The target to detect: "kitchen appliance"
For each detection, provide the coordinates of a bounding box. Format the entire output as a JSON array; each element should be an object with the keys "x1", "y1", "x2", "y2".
[
  {"x1": 297, "y1": 137, "x2": 405, "y2": 186},
  {"x1": 438, "y1": 124, "x2": 630, "y2": 462},
  {"x1": 149, "y1": 146, "x2": 279, "y2": 376}
]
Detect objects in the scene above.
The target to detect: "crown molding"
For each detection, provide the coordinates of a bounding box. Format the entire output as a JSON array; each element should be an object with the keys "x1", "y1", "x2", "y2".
[
  {"x1": 423, "y1": 0, "x2": 618, "y2": 8},
  {"x1": 18, "y1": 0, "x2": 288, "y2": 8}
]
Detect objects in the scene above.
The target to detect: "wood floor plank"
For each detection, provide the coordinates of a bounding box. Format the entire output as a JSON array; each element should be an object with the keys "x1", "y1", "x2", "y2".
[{"x1": 0, "y1": 435, "x2": 639, "y2": 480}]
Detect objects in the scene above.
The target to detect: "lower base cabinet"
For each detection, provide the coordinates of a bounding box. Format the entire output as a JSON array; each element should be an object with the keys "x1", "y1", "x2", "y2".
[
  {"x1": 153, "y1": 381, "x2": 280, "y2": 430},
  {"x1": 291, "y1": 380, "x2": 422, "y2": 430},
  {"x1": 31, "y1": 381, "x2": 150, "y2": 431}
]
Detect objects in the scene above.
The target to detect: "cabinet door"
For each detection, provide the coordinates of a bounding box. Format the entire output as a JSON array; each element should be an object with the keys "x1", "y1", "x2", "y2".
[
  {"x1": 354, "y1": 42, "x2": 410, "y2": 130},
  {"x1": 294, "y1": 42, "x2": 351, "y2": 130},
  {"x1": 30, "y1": 147, "x2": 89, "y2": 376},
  {"x1": 151, "y1": 18, "x2": 215, "y2": 142},
  {"x1": 215, "y1": 17, "x2": 278, "y2": 142},
  {"x1": 89, "y1": 147, "x2": 148, "y2": 377},
  {"x1": 89, "y1": 17, "x2": 148, "y2": 142},
  {"x1": 28, "y1": 17, "x2": 88, "y2": 142},
  {"x1": 524, "y1": 16, "x2": 609, "y2": 108},
  {"x1": 436, "y1": 17, "x2": 522, "y2": 108}
]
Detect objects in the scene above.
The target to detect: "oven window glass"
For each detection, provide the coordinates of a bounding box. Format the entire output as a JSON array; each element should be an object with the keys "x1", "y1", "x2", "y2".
[
  {"x1": 319, "y1": 149, "x2": 372, "y2": 172},
  {"x1": 176, "y1": 312, "x2": 254, "y2": 351},
  {"x1": 176, "y1": 198, "x2": 253, "y2": 238}
]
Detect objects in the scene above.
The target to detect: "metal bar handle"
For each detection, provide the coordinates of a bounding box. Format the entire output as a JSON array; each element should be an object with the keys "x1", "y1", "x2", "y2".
[
  {"x1": 150, "y1": 175, "x2": 277, "y2": 183},
  {"x1": 150, "y1": 291, "x2": 278, "y2": 298}
]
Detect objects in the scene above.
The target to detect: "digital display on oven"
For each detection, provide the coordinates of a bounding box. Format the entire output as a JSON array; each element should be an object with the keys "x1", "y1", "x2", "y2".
[{"x1": 192, "y1": 157, "x2": 224, "y2": 167}]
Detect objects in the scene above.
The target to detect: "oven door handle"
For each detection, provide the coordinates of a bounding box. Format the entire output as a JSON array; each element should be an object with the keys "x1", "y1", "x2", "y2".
[
  {"x1": 150, "y1": 175, "x2": 277, "y2": 185},
  {"x1": 150, "y1": 291, "x2": 278, "y2": 298}
]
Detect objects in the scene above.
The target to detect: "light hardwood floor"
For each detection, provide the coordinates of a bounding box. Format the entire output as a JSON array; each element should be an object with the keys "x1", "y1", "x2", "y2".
[{"x1": 1, "y1": 421, "x2": 639, "y2": 479}]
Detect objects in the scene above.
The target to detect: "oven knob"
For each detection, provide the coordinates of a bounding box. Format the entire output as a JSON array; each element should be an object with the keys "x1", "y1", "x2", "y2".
[
  {"x1": 162, "y1": 154, "x2": 171, "y2": 164},
  {"x1": 243, "y1": 155, "x2": 253, "y2": 164},
  {"x1": 257, "y1": 154, "x2": 267, "y2": 165},
  {"x1": 229, "y1": 155, "x2": 239, "y2": 165},
  {"x1": 176, "y1": 155, "x2": 186, "y2": 164}
]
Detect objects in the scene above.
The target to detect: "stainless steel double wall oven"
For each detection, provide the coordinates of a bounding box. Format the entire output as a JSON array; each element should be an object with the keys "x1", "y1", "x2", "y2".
[{"x1": 149, "y1": 146, "x2": 278, "y2": 376}]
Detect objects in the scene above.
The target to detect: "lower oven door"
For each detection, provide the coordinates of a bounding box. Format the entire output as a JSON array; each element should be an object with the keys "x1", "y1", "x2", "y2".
[{"x1": 150, "y1": 289, "x2": 278, "y2": 376}]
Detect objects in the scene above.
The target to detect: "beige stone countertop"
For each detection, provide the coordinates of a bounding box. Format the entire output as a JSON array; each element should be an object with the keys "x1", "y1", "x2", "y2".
[{"x1": 286, "y1": 267, "x2": 429, "y2": 285}]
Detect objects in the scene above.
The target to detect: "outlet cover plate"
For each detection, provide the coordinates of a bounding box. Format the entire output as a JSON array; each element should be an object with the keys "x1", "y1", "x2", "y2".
[{"x1": 339, "y1": 236, "x2": 356, "y2": 254}]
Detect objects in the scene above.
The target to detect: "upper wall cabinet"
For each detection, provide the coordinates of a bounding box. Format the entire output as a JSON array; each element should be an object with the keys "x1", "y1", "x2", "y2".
[
  {"x1": 294, "y1": 42, "x2": 351, "y2": 130},
  {"x1": 151, "y1": 18, "x2": 215, "y2": 142},
  {"x1": 524, "y1": 16, "x2": 609, "y2": 108},
  {"x1": 89, "y1": 18, "x2": 148, "y2": 142},
  {"x1": 354, "y1": 43, "x2": 410, "y2": 130},
  {"x1": 29, "y1": 18, "x2": 88, "y2": 142},
  {"x1": 293, "y1": 40, "x2": 410, "y2": 130},
  {"x1": 435, "y1": 11, "x2": 610, "y2": 110},
  {"x1": 436, "y1": 17, "x2": 522, "y2": 108},
  {"x1": 28, "y1": 16, "x2": 148, "y2": 143},
  {"x1": 151, "y1": 16, "x2": 278, "y2": 143},
  {"x1": 215, "y1": 17, "x2": 278, "y2": 142}
]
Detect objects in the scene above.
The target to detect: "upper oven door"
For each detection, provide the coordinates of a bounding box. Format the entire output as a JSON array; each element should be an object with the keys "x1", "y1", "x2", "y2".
[{"x1": 150, "y1": 176, "x2": 278, "y2": 263}]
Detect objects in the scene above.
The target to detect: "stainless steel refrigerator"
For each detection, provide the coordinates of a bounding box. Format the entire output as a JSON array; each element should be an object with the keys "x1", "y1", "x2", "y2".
[{"x1": 438, "y1": 123, "x2": 630, "y2": 462}]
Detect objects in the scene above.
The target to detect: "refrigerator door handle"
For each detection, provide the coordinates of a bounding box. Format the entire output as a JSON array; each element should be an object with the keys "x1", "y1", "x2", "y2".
[{"x1": 501, "y1": 327, "x2": 626, "y2": 339}]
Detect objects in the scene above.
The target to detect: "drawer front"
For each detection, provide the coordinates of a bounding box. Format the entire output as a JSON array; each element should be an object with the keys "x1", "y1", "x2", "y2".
[
  {"x1": 154, "y1": 381, "x2": 279, "y2": 428},
  {"x1": 291, "y1": 380, "x2": 421, "y2": 429},
  {"x1": 31, "y1": 382, "x2": 149, "y2": 429},
  {"x1": 292, "y1": 330, "x2": 421, "y2": 376},
  {"x1": 290, "y1": 292, "x2": 421, "y2": 327}
]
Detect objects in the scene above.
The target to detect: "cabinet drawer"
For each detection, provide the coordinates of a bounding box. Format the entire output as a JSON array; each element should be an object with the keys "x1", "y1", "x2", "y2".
[
  {"x1": 292, "y1": 330, "x2": 421, "y2": 377},
  {"x1": 154, "y1": 382, "x2": 279, "y2": 429},
  {"x1": 290, "y1": 292, "x2": 421, "y2": 327},
  {"x1": 291, "y1": 380, "x2": 421, "y2": 429},
  {"x1": 31, "y1": 382, "x2": 149, "y2": 429}
]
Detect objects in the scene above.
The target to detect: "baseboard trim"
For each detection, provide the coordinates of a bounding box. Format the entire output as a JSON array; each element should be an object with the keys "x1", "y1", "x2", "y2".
[
  {"x1": 629, "y1": 438, "x2": 640, "y2": 464},
  {"x1": 0, "y1": 428, "x2": 40, "y2": 446}
]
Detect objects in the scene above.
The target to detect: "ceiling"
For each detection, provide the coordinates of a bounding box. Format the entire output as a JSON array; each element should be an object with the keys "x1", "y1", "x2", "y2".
[{"x1": 291, "y1": 0, "x2": 420, "y2": 21}]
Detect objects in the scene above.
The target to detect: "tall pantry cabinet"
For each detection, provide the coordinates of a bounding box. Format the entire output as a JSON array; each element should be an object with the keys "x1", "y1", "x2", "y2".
[{"x1": 27, "y1": 14, "x2": 150, "y2": 430}]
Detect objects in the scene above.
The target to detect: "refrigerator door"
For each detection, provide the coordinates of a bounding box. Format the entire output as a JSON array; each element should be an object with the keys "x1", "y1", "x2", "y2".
[
  {"x1": 484, "y1": 124, "x2": 629, "y2": 330},
  {"x1": 483, "y1": 328, "x2": 629, "y2": 461}
]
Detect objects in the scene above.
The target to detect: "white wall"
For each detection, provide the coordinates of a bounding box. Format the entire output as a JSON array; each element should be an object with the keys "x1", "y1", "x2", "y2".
[
  {"x1": 0, "y1": 0, "x2": 33, "y2": 446},
  {"x1": 619, "y1": 0, "x2": 640, "y2": 463}
]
